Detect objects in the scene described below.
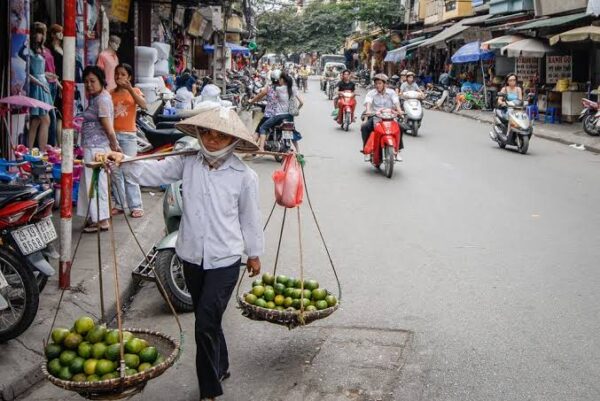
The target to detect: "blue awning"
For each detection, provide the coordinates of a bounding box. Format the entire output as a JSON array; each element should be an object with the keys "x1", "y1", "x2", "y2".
[
  {"x1": 451, "y1": 41, "x2": 495, "y2": 63},
  {"x1": 203, "y1": 42, "x2": 250, "y2": 56}
]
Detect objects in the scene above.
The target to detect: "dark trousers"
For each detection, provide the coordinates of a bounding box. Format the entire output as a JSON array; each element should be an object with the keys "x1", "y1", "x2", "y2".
[
  {"x1": 183, "y1": 259, "x2": 241, "y2": 399},
  {"x1": 259, "y1": 114, "x2": 293, "y2": 136},
  {"x1": 360, "y1": 117, "x2": 404, "y2": 149}
]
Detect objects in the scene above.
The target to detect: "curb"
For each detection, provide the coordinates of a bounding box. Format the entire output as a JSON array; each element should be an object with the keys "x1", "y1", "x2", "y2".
[
  {"x1": 1, "y1": 191, "x2": 164, "y2": 401},
  {"x1": 449, "y1": 110, "x2": 600, "y2": 154}
]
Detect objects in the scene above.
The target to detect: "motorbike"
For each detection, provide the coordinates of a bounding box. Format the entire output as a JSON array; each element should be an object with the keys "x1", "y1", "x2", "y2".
[
  {"x1": 362, "y1": 109, "x2": 402, "y2": 179},
  {"x1": 356, "y1": 69, "x2": 371, "y2": 88},
  {"x1": 401, "y1": 90, "x2": 424, "y2": 136},
  {"x1": 0, "y1": 185, "x2": 57, "y2": 342},
  {"x1": 580, "y1": 98, "x2": 600, "y2": 136},
  {"x1": 298, "y1": 76, "x2": 308, "y2": 93},
  {"x1": 246, "y1": 104, "x2": 296, "y2": 162},
  {"x1": 337, "y1": 91, "x2": 357, "y2": 131},
  {"x1": 132, "y1": 137, "x2": 199, "y2": 313},
  {"x1": 490, "y1": 93, "x2": 533, "y2": 154}
]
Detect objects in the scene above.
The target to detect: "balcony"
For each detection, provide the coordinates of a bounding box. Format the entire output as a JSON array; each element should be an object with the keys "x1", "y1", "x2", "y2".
[{"x1": 489, "y1": 0, "x2": 534, "y2": 15}]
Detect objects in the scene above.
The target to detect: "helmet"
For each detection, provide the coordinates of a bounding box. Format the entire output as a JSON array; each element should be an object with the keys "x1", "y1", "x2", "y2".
[
  {"x1": 373, "y1": 73, "x2": 389, "y2": 83},
  {"x1": 406, "y1": 71, "x2": 416, "y2": 77},
  {"x1": 400, "y1": 70, "x2": 408, "y2": 76},
  {"x1": 271, "y1": 69, "x2": 282, "y2": 82},
  {"x1": 391, "y1": 75, "x2": 400, "y2": 80}
]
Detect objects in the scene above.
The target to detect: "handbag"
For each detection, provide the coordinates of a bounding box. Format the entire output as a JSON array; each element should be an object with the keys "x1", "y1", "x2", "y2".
[{"x1": 288, "y1": 96, "x2": 300, "y2": 117}]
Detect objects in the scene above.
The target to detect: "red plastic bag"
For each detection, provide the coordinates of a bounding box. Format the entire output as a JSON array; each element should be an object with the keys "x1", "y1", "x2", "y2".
[{"x1": 272, "y1": 154, "x2": 304, "y2": 208}]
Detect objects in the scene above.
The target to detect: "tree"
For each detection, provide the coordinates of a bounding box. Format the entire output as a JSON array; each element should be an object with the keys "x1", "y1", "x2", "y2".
[{"x1": 349, "y1": 0, "x2": 406, "y2": 30}]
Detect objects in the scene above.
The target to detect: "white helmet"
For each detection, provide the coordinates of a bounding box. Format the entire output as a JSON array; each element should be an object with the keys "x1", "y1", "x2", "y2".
[{"x1": 271, "y1": 69, "x2": 282, "y2": 82}]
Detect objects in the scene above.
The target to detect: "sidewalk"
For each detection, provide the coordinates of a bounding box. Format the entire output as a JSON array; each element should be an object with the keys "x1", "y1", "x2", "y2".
[
  {"x1": 0, "y1": 189, "x2": 166, "y2": 401},
  {"x1": 452, "y1": 109, "x2": 600, "y2": 153}
]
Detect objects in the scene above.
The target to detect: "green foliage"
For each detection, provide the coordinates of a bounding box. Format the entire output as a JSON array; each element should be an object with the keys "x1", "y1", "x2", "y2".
[{"x1": 255, "y1": 0, "x2": 404, "y2": 54}]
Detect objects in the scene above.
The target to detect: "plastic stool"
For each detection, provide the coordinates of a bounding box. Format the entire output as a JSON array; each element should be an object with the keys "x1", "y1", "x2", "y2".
[
  {"x1": 544, "y1": 107, "x2": 559, "y2": 124},
  {"x1": 526, "y1": 105, "x2": 539, "y2": 121}
]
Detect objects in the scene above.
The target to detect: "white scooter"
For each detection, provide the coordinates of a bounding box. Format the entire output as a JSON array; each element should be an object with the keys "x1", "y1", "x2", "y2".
[
  {"x1": 401, "y1": 90, "x2": 424, "y2": 136},
  {"x1": 490, "y1": 93, "x2": 533, "y2": 155}
]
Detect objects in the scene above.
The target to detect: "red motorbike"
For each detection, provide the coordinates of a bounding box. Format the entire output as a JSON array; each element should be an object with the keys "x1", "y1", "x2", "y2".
[
  {"x1": 362, "y1": 109, "x2": 402, "y2": 178},
  {"x1": 337, "y1": 91, "x2": 357, "y2": 131}
]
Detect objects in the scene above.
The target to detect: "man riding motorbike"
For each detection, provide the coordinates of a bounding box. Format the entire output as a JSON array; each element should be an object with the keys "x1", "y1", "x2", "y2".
[
  {"x1": 298, "y1": 65, "x2": 309, "y2": 91},
  {"x1": 333, "y1": 69, "x2": 356, "y2": 124},
  {"x1": 361, "y1": 74, "x2": 404, "y2": 159},
  {"x1": 321, "y1": 66, "x2": 338, "y2": 92}
]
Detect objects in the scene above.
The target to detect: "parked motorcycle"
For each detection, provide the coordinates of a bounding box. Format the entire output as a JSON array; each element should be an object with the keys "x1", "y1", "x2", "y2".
[
  {"x1": 580, "y1": 98, "x2": 600, "y2": 136},
  {"x1": 401, "y1": 90, "x2": 424, "y2": 136},
  {"x1": 337, "y1": 91, "x2": 357, "y2": 131},
  {"x1": 490, "y1": 93, "x2": 533, "y2": 154},
  {"x1": 0, "y1": 185, "x2": 56, "y2": 342},
  {"x1": 362, "y1": 109, "x2": 402, "y2": 178}
]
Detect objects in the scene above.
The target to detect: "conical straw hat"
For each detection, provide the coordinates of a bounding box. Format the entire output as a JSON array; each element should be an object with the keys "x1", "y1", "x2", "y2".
[{"x1": 176, "y1": 105, "x2": 259, "y2": 152}]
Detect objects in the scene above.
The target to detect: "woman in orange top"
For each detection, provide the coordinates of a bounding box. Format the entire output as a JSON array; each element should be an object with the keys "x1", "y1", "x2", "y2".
[{"x1": 110, "y1": 63, "x2": 147, "y2": 218}]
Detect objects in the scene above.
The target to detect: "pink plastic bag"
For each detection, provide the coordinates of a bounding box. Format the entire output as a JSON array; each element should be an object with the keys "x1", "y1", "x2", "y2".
[{"x1": 272, "y1": 154, "x2": 304, "y2": 208}]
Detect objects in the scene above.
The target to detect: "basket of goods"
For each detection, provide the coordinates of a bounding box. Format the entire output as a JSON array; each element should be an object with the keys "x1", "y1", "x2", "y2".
[
  {"x1": 237, "y1": 154, "x2": 342, "y2": 329},
  {"x1": 42, "y1": 163, "x2": 182, "y2": 399},
  {"x1": 42, "y1": 317, "x2": 180, "y2": 399}
]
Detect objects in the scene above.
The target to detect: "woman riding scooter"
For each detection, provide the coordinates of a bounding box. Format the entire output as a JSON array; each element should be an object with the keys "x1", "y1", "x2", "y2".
[{"x1": 491, "y1": 73, "x2": 522, "y2": 140}]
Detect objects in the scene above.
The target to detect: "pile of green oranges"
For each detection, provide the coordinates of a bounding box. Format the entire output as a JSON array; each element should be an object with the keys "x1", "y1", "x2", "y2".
[
  {"x1": 45, "y1": 316, "x2": 164, "y2": 382},
  {"x1": 244, "y1": 273, "x2": 338, "y2": 312}
]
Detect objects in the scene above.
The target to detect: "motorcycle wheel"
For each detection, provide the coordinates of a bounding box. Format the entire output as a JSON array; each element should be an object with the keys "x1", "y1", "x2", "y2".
[
  {"x1": 443, "y1": 99, "x2": 455, "y2": 113},
  {"x1": 154, "y1": 249, "x2": 193, "y2": 313},
  {"x1": 518, "y1": 135, "x2": 529, "y2": 155},
  {"x1": 582, "y1": 115, "x2": 600, "y2": 136},
  {"x1": 383, "y1": 145, "x2": 395, "y2": 179},
  {"x1": 0, "y1": 248, "x2": 40, "y2": 342},
  {"x1": 412, "y1": 120, "x2": 419, "y2": 137},
  {"x1": 343, "y1": 112, "x2": 350, "y2": 131},
  {"x1": 422, "y1": 100, "x2": 434, "y2": 110},
  {"x1": 463, "y1": 101, "x2": 473, "y2": 110},
  {"x1": 274, "y1": 154, "x2": 283, "y2": 162}
]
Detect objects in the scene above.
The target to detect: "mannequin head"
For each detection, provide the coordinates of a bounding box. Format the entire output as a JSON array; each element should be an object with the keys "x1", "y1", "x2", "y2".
[
  {"x1": 33, "y1": 22, "x2": 47, "y2": 47},
  {"x1": 49, "y1": 24, "x2": 63, "y2": 44},
  {"x1": 108, "y1": 35, "x2": 121, "y2": 52}
]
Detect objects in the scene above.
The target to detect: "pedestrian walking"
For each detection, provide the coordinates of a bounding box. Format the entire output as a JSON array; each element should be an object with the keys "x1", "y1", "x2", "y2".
[{"x1": 97, "y1": 106, "x2": 264, "y2": 401}]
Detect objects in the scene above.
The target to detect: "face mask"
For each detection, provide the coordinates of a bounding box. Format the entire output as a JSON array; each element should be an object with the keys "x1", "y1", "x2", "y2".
[{"x1": 196, "y1": 134, "x2": 239, "y2": 166}]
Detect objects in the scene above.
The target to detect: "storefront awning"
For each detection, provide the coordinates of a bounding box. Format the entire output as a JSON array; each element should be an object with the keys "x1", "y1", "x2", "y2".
[
  {"x1": 550, "y1": 25, "x2": 600, "y2": 45},
  {"x1": 501, "y1": 38, "x2": 554, "y2": 58},
  {"x1": 384, "y1": 38, "x2": 427, "y2": 62},
  {"x1": 481, "y1": 35, "x2": 525, "y2": 50},
  {"x1": 512, "y1": 11, "x2": 590, "y2": 31},
  {"x1": 419, "y1": 14, "x2": 493, "y2": 49},
  {"x1": 203, "y1": 42, "x2": 250, "y2": 56}
]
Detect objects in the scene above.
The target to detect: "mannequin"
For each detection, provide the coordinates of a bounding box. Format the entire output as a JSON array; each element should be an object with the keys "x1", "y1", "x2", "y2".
[
  {"x1": 48, "y1": 24, "x2": 64, "y2": 145},
  {"x1": 28, "y1": 23, "x2": 53, "y2": 150},
  {"x1": 96, "y1": 35, "x2": 120, "y2": 90}
]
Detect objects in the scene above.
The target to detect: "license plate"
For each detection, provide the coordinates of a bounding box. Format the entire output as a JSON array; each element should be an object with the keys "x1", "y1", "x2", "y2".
[
  {"x1": 282, "y1": 131, "x2": 294, "y2": 139},
  {"x1": 10, "y1": 225, "x2": 46, "y2": 255},
  {"x1": 36, "y1": 218, "x2": 57, "y2": 244},
  {"x1": 0, "y1": 271, "x2": 8, "y2": 290}
]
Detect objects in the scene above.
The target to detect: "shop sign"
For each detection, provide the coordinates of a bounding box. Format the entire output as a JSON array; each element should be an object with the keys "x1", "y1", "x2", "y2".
[
  {"x1": 111, "y1": 0, "x2": 131, "y2": 23},
  {"x1": 515, "y1": 57, "x2": 539, "y2": 82},
  {"x1": 546, "y1": 55, "x2": 572, "y2": 84},
  {"x1": 462, "y1": 29, "x2": 492, "y2": 43}
]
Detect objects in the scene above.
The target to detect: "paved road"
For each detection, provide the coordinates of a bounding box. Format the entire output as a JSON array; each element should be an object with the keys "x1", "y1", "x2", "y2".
[{"x1": 22, "y1": 79, "x2": 600, "y2": 401}]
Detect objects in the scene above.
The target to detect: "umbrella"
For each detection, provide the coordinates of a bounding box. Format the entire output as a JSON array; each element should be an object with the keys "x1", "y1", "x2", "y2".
[
  {"x1": 501, "y1": 38, "x2": 554, "y2": 57},
  {"x1": 0, "y1": 96, "x2": 53, "y2": 157},
  {"x1": 481, "y1": 35, "x2": 524, "y2": 50},
  {"x1": 0, "y1": 95, "x2": 54, "y2": 111},
  {"x1": 451, "y1": 42, "x2": 494, "y2": 109},
  {"x1": 451, "y1": 41, "x2": 494, "y2": 63},
  {"x1": 549, "y1": 25, "x2": 600, "y2": 45}
]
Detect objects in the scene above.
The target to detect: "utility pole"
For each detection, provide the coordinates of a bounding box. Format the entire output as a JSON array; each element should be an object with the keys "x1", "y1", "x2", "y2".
[{"x1": 59, "y1": 0, "x2": 76, "y2": 289}]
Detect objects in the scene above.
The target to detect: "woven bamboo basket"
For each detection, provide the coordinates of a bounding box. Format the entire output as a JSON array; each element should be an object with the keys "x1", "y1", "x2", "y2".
[
  {"x1": 237, "y1": 293, "x2": 339, "y2": 329},
  {"x1": 41, "y1": 328, "x2": 180, "y2": 400}
]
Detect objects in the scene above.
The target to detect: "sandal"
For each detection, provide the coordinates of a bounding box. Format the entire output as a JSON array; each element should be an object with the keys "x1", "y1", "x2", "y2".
[
  {"x1": 98, "y1": 221, "x2": 110, "y2": 231},
  {"x1": 111, "y1": 208, "x2": 124, "y2": 216},
  {"x1": 83, "y1": 224, "x2": 99, "y2": 233},
  {"x1": 130, "y1": 209, "x2": 144, "y2": 218}
]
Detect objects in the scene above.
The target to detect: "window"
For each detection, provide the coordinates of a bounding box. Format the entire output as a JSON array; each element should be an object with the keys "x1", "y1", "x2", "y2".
[{"x1": 445, "y1": 0, "x2": 457, "y2": 11}]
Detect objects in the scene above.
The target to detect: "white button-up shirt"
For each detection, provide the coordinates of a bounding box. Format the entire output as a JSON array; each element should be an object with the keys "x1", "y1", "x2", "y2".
[
  {"x1": 123, "y1": 153, "x2": 264, "y2": 269},
  {"x1": 364, "y1": 88, "x2": 400, "y2": 111}
]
